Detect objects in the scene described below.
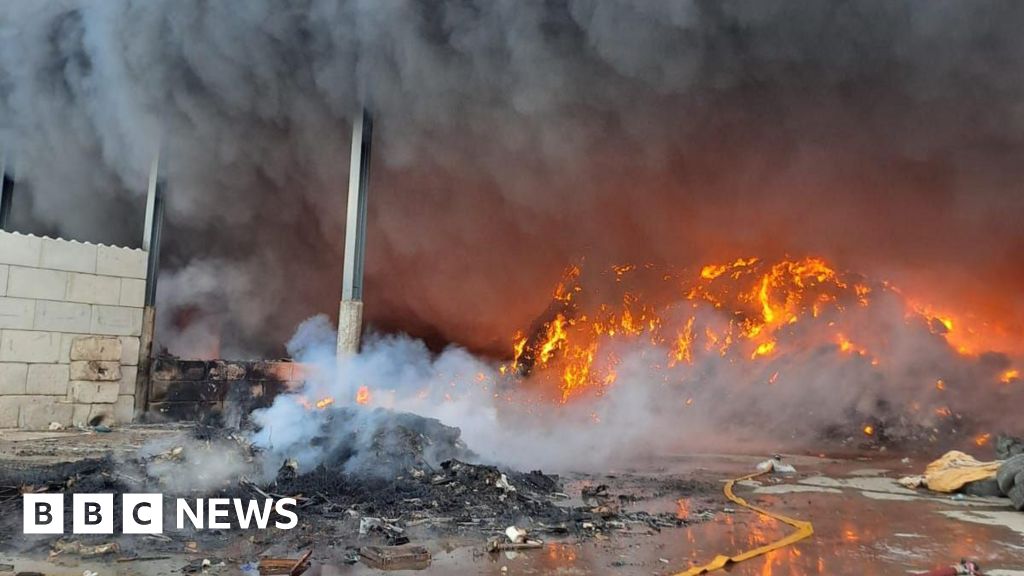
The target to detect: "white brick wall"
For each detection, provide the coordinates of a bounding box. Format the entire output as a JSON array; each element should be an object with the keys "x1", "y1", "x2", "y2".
[
  {"x1": 0, "y1": 231, "x2": 148, "y2": 429},
  {"x1": 35, "y1": 301, "x2": 92, "y2": 333},
  {"x1": 0, "y1": 297, "x2": 36, "y2": 329},
  {"x1": 9, "y1": 267, "x2": 68, "y2": 300},
  {"x1": 67, "y1": 273, "x2": 121, "y2": 305},
  {"x1": 0, "y1": 363, "x2": 27, "y2": 395},
  {"x1": 41, "y1": 238, "x2": 97, "y2": 274}
]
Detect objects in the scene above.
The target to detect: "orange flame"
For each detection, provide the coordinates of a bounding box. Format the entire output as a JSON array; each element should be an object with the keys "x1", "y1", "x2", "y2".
[
  {"x1": 355, "y1": 385, "x2": 371, "y2": 405},
  {"x1": 505, "y1": 256, "x2": 1019, "y2": 403}
]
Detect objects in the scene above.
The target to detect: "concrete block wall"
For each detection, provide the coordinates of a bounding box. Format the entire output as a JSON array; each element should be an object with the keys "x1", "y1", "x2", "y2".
[
  {"x1": 148, "y1": 357, "x2": 301, "y2": 424},
  {"x1": 0, "y1": 231, "x2": 147, "y2": 429}
]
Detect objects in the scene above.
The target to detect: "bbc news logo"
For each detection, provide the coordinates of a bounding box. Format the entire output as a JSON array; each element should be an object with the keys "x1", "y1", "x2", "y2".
[{"x1": 23, "y1": 494, "x2": 298, "y2": 534}]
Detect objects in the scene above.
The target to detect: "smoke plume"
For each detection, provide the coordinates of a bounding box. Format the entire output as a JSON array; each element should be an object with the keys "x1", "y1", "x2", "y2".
[{"x1": 3, "y1": 0, "x2": 1024, "y2": 362}]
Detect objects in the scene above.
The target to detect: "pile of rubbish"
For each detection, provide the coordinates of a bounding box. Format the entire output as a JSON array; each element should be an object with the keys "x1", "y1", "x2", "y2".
[
  {"x1": 0, "y1": 405, "x2": 704, "y2": 563},
  {"x1": 899, "y1": 434, "x2": 1024, "y2": 510},
  {"x1": 244, "y1": 405, "x2": 700, "y2": 543},
  {"x1": 288, "y1": 407, "x2": 473, "y2": 474}
]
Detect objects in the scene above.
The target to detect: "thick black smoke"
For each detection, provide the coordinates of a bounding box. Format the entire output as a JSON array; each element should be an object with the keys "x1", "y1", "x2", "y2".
[{"x1": 3, "y1": 1, "x2": 1024, "y2": 357}]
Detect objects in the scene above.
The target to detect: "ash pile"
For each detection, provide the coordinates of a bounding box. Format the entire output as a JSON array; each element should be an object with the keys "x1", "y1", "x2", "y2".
[
  {"x1": 253, "y1": 406, "x2": 691, "y2": 542},
  {"x1": 259, "y1": 406, "x2": 567, "y2": 530}
]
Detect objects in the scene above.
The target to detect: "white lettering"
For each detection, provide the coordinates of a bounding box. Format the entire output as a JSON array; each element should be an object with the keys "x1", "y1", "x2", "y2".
[
  {"x1": 176, "y1": 498, "x2": 204, "y2": 530},
  {"x1": 274, "y1": 498, "x2": 298, "y2": 529}
]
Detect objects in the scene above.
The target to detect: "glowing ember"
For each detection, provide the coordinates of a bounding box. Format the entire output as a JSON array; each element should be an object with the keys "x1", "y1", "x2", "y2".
[
  {"x1": 315, "y1": 396, "x2": 334, "y2": 409},
  {"x1": 863, "y1": 425, "x2": 874, "y2": 436},
  {"x1": 975, "y1": 433, "x2": 991, "y2": 446},
  {"x1": 355, "y1": 385, "x2": 371, "y2": 405},
  {"x1": 675, "y1": 498, "x2": 690, "y2": 519}
]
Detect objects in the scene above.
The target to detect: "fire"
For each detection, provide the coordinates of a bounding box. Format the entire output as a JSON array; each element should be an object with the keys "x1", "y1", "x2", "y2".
[
  {"x1": 974, "y1": 433, "x2": 991, "y2": 447},
  {"x1": 752, "y1": 341, "x2": 775, "y2": 359},
  {"x1": 669, "y1": 317, "x2": 695, "y2": 366},
  {"x1": 315, "y1": 396, "x2": 334, "y2": 409},
  {"x1": 355, "y1": 385, "x2": 371, "y2": 405},
  {"x1": 538, "y1": 314, "x2": 569, "y2": 364},
  {"x1": 504, "y1": 256, "x2": 1019, "y2": 403},
  {"x1": 837, "y1": 333, "x2": 869, "y2": 357},
  {"x1": 675, "y1": 498, "x2": 690, "y2": 519},
  {"x1": 862, "y1": 425, "x2": 874, "y2": 436}
]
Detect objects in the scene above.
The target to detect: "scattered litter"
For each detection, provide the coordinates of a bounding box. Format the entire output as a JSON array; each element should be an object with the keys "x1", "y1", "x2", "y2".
[
  {"x1": 49, "y1": 539, "x2": 120, "y2": 558},
  {"x1": 921, "y1": 559, "x2": 982, "y2": 575},
  {"x1": 358, "y1": 516, "x2": 406, "y2": 543},
  {"x1": 899, "y1": 475, "x2": 925, "y2": 489},
  {"x1": 48, "y1": 422, "x2": 64, "y2": 431},
  {"x1": 359, "y1": 545, "x2": 431, "y2": 570},
  {"x1": 182, "y1": 558, "x2": 223, "y2": 573},
  {"x1": 486, "y1": 539, "x2": 544, "y2": 552},
  {"x1": 487, "y1": 526, "x2": 544, "y2": 552},
  {"x1": 756, "y1": 455, "x2": 797, "y2": 474},
  {"x1": 505, "y1": 526, "x2": 529, "y2": 543},
  {"x1": 920, "y1": 451, "x2": 1001, "y2": 493},
  {"x1": 116, "y1": 555, "x2": 174, "y2": 563},
  {"x1": 158, "y1": 446, "x2": 184, "y2": 461},
  {"x1": 277, "y1": 459, "x2": 298, "y2": 482},
  {"x1": 495, "y1": 474, "x2": 516, "y2": 493},
  {"x1": 257, "y1": 549, "x2": 312, "y2": 576}
]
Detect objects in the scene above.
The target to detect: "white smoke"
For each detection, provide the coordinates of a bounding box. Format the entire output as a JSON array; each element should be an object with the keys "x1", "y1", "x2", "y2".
[{"x1": 251, "y1": 294, "x2": 1021, "y2": 474}]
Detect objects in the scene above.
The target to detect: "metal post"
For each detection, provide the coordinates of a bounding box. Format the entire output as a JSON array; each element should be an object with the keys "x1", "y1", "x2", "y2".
[
  {"x1": 136, "y1": 154, "x2": 165, "y2": 416},
  {"x1": 0, "y1": 153, "x2": 13, "y2": 230},
  {"x1": 337, "y1": 109, "x2": 373, "y2": 357},
  {"x1": 142, "y1": 153, "x2": 159, "y2": 251}
]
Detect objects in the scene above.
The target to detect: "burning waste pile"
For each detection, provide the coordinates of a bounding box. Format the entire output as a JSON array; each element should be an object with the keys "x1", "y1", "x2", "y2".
[
  {"x1": 241, "y1": 256, "x2": 1024, "y2": 488},
  {"x1": 493, "y1": 256, "x2": 1021, "y2": 450}
]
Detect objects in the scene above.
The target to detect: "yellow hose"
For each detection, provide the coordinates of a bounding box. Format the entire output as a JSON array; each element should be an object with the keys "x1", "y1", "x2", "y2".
[{"x1": 673, "y1": 470, "x2": 814, "y2": 576}]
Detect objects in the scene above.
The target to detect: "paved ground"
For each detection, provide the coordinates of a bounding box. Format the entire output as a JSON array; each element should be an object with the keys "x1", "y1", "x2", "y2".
[
  {"x1": 0, "y1": 428, "x2": 1022, "y2": 575},
  {"x1": 0, "y1": 424, "x2": 191, "y2": 466}
]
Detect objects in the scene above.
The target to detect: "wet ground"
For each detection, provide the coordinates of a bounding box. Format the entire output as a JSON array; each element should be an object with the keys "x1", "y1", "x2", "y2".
[{"x1": 1, "y1": 429, "x2": 1022, "y2": 575}]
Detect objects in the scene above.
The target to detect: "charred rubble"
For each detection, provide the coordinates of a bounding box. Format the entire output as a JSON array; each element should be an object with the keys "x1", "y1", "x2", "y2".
[
  {"x1": 0, "y1": 406, "x2": 700, "y2": 560},
  {"x1": 249, "y1": 406, "x2": 694, "y2": 539}
]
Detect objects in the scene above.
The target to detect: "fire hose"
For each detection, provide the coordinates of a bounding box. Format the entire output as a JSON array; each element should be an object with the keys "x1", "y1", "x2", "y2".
[
  {"x1": 673, "y1": 471, "x2": 982, "y2": 576},
  {"x1": 673, "y1": 470, "x2": 814, "y2": 576}
]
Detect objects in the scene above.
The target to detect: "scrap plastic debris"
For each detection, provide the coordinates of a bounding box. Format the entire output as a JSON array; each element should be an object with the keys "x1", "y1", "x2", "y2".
[
  {"x1": 505, "y1": 526, "x2": 528, "y2": 543},
  {"x1": 899, "y1": 451, "x2": 1001, "y2": 493},
  {"x1": 922, "y1": 559, "x2": 982, "y2": 576},
  {"x1": 755, "y1": 455, "x2": 796, "y2": 474},
  {"x1": 495, "y1": 473, "x2": 517, "y2": 492}
]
